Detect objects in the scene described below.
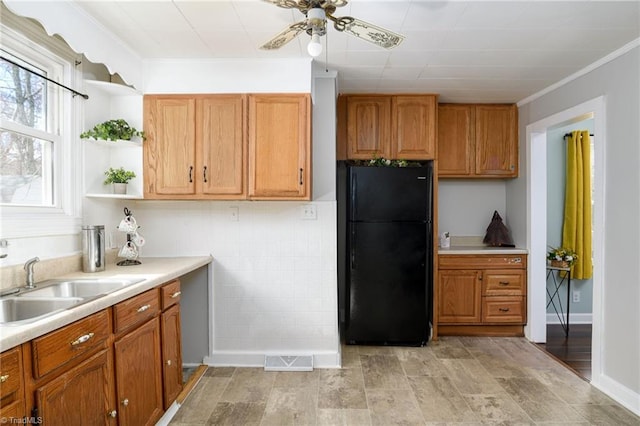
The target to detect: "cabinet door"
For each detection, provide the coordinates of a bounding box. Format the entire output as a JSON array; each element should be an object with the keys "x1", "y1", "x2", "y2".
[
  {"x1": 0, "y1": 347, "x2": 25, "y2": 419},
  {"x1": 438, "y1": 270, "x2": 482, "y2": 323},
  {"x1": 475, "y1": 104, "x2": 518, "y2": 176},
  {"x1": 346, "y1": 96, "x2": 391, "y2": 159},
  {"x1": 114, "y1": 318, "x2": 163, "y2": 426},
  {"x1": 144, "y1": 96, "x2": 197, "y2": 196},
  {"x1": 392, "y1": 95, "x2": 436, "y2": 159},
  {"x1": 161, "y1": 304, "x2": 182, "y2": 409},
  {"x1": 198, "y1": 95, "x2": 246, "y2": 198},
  {"x1": 35, "y1": 349, "x2": 116, "y2": 426},
  {"x1": 438, "y1": 104, "x2": 474, "y2": 176},
  {"x1": 248, "y1": 94, "x2": 310, "y2": 199}
]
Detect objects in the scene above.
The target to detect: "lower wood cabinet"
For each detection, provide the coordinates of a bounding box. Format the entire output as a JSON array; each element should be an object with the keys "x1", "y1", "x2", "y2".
[
  {"x1": 35, "y1": 349, "x2": 115, "y2": 425},
  {"x1": 114, "y1": 317, "x2": 163, "y2": 425},
  {"x1": 436, "y1": 254, "x2": 527, "y2": 337},
  {"x1": 19, "y1": 279, "x2": 183, "y2": 425},
  {"x1": 0, "y1": 346, "x2": 26, "y2": 420}
]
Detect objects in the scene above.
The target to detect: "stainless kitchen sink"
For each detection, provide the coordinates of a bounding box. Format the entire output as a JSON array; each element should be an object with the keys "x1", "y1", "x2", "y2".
[
  {"x1": 18, "y1": 278, "x2": 145, "y2": 299},
  {"x1": 0, "y1": 277, "x2": 145, "y2": 325},
  {"x1": 0, "y1": 297, "x2": 84, "y2": 325}
]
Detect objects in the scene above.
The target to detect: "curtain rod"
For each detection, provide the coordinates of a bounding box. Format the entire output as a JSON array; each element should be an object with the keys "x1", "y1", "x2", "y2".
[
  {"x1": 564, "y1": 132, "x2": 594, "y2": 138},
  {"x1": 1, "y1": 56, "x2": 89, "y2": 100}
]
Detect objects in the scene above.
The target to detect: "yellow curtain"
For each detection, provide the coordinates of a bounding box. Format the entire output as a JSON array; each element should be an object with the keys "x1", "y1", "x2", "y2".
[{"x1": 562, "y1": 130, "x2": 593, "y2": 279}]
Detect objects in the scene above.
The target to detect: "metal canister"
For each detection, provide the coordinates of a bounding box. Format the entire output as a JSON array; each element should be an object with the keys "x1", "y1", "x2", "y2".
[{"x1": 82, "y1": 225, "x2": 105, "y2": 272}]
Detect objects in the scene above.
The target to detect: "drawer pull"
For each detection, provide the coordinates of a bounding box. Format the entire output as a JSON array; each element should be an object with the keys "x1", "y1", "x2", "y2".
[
  {"x1": 137, "y1": 304, "x2": 151, "y2": 313},
  {"x1": 107, "y1": 410, "x2": 117, "y2": 418},
  {"x1": 170, "y1": 291, "x2": 181, "y2": 299},
  {"x1": 498, "y1": 308, "x2": 511, "y2": 312},
  {"x1": 71, "y1": 332, "x2": 94, "y2": 346},
  {"x1": 0, "y1": 374, "x2": 9, "y2": 383},
  {"x1": 122, "y1": 398, "x2": 129, "y2": 406},
  {"x1": 499, "y1": 281, "x2": 510, "y2": 286},
  {"x1": 167, "y1": 359, "x2": 172, "y2": 366}
]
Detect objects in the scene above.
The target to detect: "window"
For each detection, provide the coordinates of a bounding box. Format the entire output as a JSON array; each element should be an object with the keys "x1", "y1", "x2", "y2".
[
  {"x1": 1, "y1": 52, "x2": 55, "y2": 206},
  {"x1": 0, "y1": 20, "x2": 81, "y2": 237}
]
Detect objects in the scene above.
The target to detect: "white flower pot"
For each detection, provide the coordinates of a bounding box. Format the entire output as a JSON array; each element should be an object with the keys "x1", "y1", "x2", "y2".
[{"x1": 112, "y1": 183, "x2": 127, "y2": 194}]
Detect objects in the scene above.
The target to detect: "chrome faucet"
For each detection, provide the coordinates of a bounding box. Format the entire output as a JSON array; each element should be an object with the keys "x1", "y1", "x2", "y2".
[{"x1": 24, "y1": 257, "x2": 40, "y2": 289}]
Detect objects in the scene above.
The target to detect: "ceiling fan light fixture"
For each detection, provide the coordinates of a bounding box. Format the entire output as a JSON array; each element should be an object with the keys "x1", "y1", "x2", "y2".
[{"x1": 307, "y1": 33, "x2": 323, "y2": 57}]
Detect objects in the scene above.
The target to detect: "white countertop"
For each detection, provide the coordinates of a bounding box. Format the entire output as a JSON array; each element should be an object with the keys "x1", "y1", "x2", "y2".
[
  {"x1": 0, "y1": 256, "x2": 212, "y2": 351},
  {"x1": 438, "y1": 245, "x2": 528, "y2": 255}
]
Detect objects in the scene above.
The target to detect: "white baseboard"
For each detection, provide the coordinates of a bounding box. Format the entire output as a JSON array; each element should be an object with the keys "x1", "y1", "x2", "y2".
[
  {"x1": 546, "y1": 313, "x2": 593, "y2": 324},
  {"x1": 155, "y1": 401, "x2": 180, "y2": 426},
  {"x1": 203, "y1": 350, "x2": 341, "y2": 369},
  {"x1": 592, "y1": 373, "x2": 640, "y2": 417}
]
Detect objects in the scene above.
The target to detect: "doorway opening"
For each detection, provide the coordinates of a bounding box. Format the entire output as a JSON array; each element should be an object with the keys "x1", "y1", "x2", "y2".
[{"x1": 524, "y1": 96, "x2": 605, "y2": 386}]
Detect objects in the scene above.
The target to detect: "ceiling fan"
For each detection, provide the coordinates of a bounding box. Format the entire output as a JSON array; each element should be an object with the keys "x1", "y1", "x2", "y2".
[{"x1": 260, "y1": 0, "x2": 405, "y2": 57}]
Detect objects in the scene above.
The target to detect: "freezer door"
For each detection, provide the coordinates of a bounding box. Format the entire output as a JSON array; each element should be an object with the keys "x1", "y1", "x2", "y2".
[
  {"x1": 349, "y1": 165, "x2": 431, "y2": 222},
  {"x1": 347, "y1": 222, "x2": 429, "y2": 345}
]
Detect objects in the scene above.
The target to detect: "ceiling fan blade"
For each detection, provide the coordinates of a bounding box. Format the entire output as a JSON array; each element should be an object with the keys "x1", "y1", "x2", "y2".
[
  {"x1": 260, "y1": 21, "x2": 307, "y2": 50},
  {"x1": 334, "y1": 17, "x2": 404, "y2": 49},
  {"x1": 261, "y1": 0, "x2": 301, "y2": 10}
]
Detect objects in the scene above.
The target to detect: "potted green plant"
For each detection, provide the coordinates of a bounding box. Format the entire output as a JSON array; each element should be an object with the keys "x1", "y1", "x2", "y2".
[
  {"x1": 81, "y1": 119, "x2": 144, "y2": 142},
  {"x1": 104, "y1": 167, "x2": 136, "y2": 194}
]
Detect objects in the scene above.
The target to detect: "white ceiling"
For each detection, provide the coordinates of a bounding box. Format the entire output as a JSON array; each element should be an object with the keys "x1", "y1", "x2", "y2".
[{"x1": 74, "y1": 0, "x2": 640, "y2": 103}]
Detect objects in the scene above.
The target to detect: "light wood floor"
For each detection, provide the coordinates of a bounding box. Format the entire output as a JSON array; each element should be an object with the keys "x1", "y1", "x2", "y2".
[{"x1": 170, "y1": 336, "x2": 638, "y2": 425}]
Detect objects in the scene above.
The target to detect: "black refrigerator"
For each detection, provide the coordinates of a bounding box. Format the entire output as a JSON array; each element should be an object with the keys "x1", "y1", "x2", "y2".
[{"x1": 337, "y1": 162, "x2": 433, "y2": 346}]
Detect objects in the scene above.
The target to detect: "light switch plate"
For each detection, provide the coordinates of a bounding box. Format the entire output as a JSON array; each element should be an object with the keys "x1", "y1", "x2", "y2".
[{"x1": 301, "y1": 204, "x2": 317, "y2": 220}]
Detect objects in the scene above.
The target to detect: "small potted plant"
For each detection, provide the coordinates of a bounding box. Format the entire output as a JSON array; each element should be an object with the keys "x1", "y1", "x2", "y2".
[
  {"x1": 104, "y1": 167, "x2": 136, "y2": 194},
  {"x1": 547, "y1": 246, "x2": 578, "y2": 268},
  {"x1": 81, "y1": 119, "x2": 144, "y2": 142}
]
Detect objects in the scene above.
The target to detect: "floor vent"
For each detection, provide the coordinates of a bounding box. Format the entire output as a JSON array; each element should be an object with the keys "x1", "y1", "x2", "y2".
[{"x1": 264, "y1": 355, "x2": 313, "y2": 372}]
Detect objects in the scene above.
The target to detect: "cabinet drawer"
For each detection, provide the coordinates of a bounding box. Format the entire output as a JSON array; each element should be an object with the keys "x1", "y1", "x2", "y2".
[
  {"x1": 482, "y1": 297, "x2": 525, "y2": 323},
  {"x1": 483, "y1": 271, "x2": 525, "y2": 295},
  {"x1": 161, "y1": 279, "x2": 181, "y2": 310},
  {"x1": 0, "y1": 347, "x2": 22, "y2": 399},
  {"x1": 113, "y1": 288, "x2": 160, "y2": 333},
  {"x1": 31, "y1": 310, "x2": 110, "y2": 379},
  {"x1": 439, "y1": 254, "x2": 526, "y2": 269}
]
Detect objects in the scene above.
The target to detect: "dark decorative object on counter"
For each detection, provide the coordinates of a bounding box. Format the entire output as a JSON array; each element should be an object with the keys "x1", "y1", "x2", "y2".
[{"x1": 483, "y1": 210, "x2": 515, "y2": 247}]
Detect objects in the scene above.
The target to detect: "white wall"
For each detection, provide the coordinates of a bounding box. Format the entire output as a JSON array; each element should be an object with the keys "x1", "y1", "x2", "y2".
[
  {"x1": 438, "y1": 180, "x2": 508, "y2": 239},
  {"x1": 515, "y1": 46, "x2": 640, "y2": 412}
]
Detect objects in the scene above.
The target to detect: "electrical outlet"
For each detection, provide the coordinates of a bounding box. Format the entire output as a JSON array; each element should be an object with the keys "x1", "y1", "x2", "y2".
[
  {"x1": 572, "y1": 290, "x2": 580, "y2": 303},
  {"x1": 229, "y1": 206, "x2": 239, "y2": 221},
  {"x1": 301, "y1": 204, "x2": 317, "y2": 220}
]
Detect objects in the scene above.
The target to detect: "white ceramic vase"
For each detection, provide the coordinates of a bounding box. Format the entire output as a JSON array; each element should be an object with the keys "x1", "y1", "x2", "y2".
[{"x1": 112, "y1": 183, "x2": 127, "y2": 194}]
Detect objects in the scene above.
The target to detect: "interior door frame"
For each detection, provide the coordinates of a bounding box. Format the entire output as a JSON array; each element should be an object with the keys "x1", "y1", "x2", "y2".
[{"x1": 524, "y1": 96, "x2": 606, "y2": 386}]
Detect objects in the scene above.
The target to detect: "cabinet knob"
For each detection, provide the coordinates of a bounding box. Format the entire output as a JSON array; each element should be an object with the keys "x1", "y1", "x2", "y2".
[
  {"x1": 167, "y1": 359, "x2": 172, "y2": 366},
  {"x1": 107, "y1": 410, "x2": 117, "y2": 418},
  {"x1": 122, "y1": 398, "x2": 129, "y2": 406},
  {"x1": 71, "y1": 332, "x2": 94, "y2": 346},
  {"x1": 137, "y1": 304, "x2": 151, "y2": 313},
  {"x1": 0, "y1": 374, "x2": 9, "y2": 383}
]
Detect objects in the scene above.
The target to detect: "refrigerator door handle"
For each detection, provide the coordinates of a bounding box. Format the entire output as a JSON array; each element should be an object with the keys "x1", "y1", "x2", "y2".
[
  {"x1": 351, "y1": 174, "x2": 357, "y2": 221},
  {"x1": 417, "y1": 176, "x2": 426, "y2": 180},
  {"x1": 350, "y1": 227, "x2": 356, "y2": 269}
]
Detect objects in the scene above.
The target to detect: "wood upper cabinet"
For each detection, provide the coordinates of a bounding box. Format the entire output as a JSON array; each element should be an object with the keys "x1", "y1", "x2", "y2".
[
  {"x1": 438, "y1": 103, "x2": 518, "y2": 178},
  {"x1": 339, "y1": 94, "x2": 436, "y2": 160},
  {"x1": 392, "y1": 96, "x2": 437, "y2": 159},
  {"x1": 248, "y1": 94, "x2": 311, "y2": 200},
  {"x1": 345, "y1": 96, "x2": 391, "y2": 159},
  {"x1": 144, "y1": 96, "x2": 197, "y2": 195},
  {"x1": 198, "y1": 96, "x2": 246, "y2": 197},
  {"x1": 144, "y1": 94, "x2": 246, "y2": 199},
  {"x1": 114, "y1": 317, "x2": 164, "y2": 426}
]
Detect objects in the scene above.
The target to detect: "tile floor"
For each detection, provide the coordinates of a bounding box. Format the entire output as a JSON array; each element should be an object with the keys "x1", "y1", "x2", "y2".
[{"x1": 169, "y1": 336, "x2": 640, "y2": 425}]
